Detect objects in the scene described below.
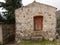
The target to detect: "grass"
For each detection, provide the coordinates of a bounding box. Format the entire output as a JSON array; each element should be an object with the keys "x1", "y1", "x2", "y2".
[{"x1": 19, "y1": 40, "x2": 57, "y2": 45}]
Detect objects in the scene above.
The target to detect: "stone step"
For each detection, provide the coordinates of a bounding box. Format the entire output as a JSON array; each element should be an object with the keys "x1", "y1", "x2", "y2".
[
  {"x1": 31, "y1": 36, "x2": 43, "y2": 41},
  {"x1": 31, "y1": 31, "x2": 43, "y2": 40},
  {"x1": 31, "y1": 36, "x2": 43, "y2": 39},
  {"x1": 32, "y1": 31, "x2": 43, "y2": 36}
]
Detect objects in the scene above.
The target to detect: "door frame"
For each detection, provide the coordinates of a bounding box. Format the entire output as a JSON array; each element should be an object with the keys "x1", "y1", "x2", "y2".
[{"x1": 34, "y1": 16, "x2": 43, "y2": 31}]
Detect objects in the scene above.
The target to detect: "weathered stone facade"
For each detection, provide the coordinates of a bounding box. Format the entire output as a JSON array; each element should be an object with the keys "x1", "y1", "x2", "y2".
[{"x1": 15, "y1": 1, "x2": 57, "y2": 42}]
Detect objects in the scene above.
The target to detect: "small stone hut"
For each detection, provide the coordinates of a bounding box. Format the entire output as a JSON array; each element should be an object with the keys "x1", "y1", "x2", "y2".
[{"x1": 15, "y1": 1, "x2": 57, "y2": 42}]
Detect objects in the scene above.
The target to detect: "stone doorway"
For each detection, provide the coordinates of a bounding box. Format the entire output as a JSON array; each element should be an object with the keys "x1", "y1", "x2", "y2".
[
  {"x1": 34, "y1": 16, "x2": 43, "y2": 31},
  {"x1": 2, "y1": 24, "x2": 16, "y2": 45}
]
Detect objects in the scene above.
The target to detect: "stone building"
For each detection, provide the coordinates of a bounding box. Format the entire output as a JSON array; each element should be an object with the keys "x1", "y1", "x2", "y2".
[
  {"x1": 15, "y1": 1, "x2": 57, "y2": 42},
  {"x1": 0, "y1": 1, "x2": 57, "y2": 45}
]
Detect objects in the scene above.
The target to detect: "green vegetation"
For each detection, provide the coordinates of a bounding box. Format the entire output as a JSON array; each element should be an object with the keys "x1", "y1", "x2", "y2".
[
  {"x1": 0, "y1": 0, "x2": 22, "y2": 24},
  {"x1": 56, "y1": 10, "x2": 60, "y2": 35},
  {"x1": 56, "y1": 18, "x2": 60, "y2": 35},
  {"x1": 19, "y1": 40, "x2": 57, "y2": 45}
]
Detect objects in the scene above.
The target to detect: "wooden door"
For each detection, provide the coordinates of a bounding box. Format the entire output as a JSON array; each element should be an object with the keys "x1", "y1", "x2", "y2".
[{"x1": 34, "y1": 16, "x2": 43, "y2": 31}]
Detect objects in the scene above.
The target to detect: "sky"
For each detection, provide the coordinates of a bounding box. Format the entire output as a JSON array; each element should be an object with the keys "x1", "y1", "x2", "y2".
[
  {"x1": 0, "y1": 0, "x2": 60, "y2": 12},
  {"x1": 22, "y1": 0, "x2": 60, "y2": 10}
]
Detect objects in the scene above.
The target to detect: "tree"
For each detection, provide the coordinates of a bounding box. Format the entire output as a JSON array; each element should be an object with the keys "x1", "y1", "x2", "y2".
[
  {"x1": 0, "y1": 13, "x2": 5, "y2": 22},
  {"x1": 0, "y1": 0, "x2": 22, "y2": 24}
]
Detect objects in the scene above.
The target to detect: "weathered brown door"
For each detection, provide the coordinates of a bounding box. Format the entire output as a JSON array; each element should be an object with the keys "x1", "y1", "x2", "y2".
[{"x1": 34, "y1": 16, "x2": 43, "y2": 31}]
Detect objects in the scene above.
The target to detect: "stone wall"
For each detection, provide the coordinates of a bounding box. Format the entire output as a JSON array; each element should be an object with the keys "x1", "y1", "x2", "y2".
[{"x1": 15, "y1": 2, "x2": 57, "y2": 42}]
